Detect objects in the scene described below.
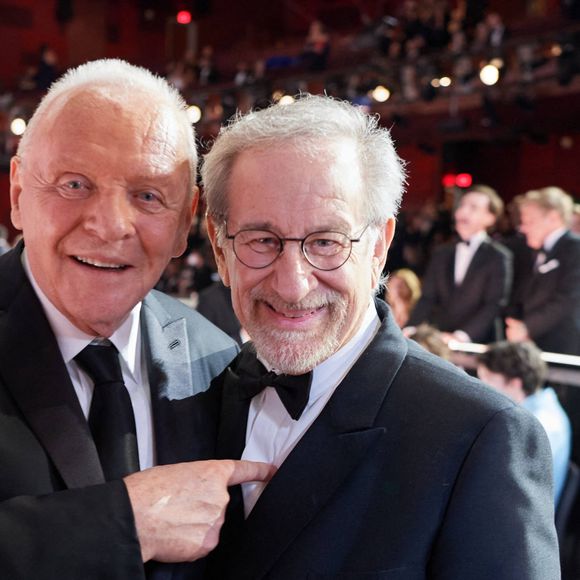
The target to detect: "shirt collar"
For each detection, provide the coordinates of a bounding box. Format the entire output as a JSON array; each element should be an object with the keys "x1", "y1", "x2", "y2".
[
  {"x1": 22, "y1": 249, "x2": 142, "y2": 379},
  {"x1": 458, "y1": 230, "x2": 487, "y2": 251},
  {"x1": 543, "y1": 227, "x2": 567, "y2": 252}
]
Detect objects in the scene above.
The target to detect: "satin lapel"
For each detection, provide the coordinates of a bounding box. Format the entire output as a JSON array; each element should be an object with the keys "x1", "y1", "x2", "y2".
[
  {"x1": 0, "y1": 264, "x2": 103, "y2": 488},
  {"x1": 140, "y1": 294, "x2": 194, "y2": 465},
  {"x1": 448, "y1": 245, "x2": 457, "y2": 288},
  {"x1": 462, "y1": 241, "x2": 487, "y2": 282},
  {"x1": 233, "y1": 302, "x2": 408, "y2": 578},
  {"x1": 212, "y1": 358, "x2": 252, "y2": 565},
  {"x1": 216, "y1": 363, "x2": 251, "y2": 460}
]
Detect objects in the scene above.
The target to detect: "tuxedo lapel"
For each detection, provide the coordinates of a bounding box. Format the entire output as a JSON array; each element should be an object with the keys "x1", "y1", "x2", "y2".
[
  {"x1": 216, "y1": 364, "x2": 251, "y2": 460},
  {"x1": 0, "y1": 249, "x2": 103, "y2": 488},
  {"x1": 462, "y1": 241, "x2": 487, "y2": 283},
  {"x1": 447, "y1": 245, "x2": 456, "y2": 289},
  {"x1": 226, "y1": 303, "x2": 408, "y2": 578}
]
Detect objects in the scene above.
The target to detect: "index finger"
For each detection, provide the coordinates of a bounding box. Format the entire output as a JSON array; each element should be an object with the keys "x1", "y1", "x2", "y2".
[{"x1": 227, "y1": 460, "x2": 277, "y2": 486}]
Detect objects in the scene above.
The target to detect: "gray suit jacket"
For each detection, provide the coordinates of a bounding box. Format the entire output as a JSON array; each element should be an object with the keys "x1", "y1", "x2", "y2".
[{"x1": 0, "y1": 244, "x2": 238, "y2": 579}]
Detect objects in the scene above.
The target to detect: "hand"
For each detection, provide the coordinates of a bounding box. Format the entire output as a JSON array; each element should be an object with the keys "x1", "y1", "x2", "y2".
[
  {"x1": 505, "y1": 318, "x2": 530, "y2": 342},
  {"x1": 124, "y1": 459, "x2": 275, "y2": 563}
]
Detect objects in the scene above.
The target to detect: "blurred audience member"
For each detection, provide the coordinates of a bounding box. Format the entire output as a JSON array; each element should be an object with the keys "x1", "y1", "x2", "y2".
[
  {"x1": 506, "y1": 187, "x2": 580, "y2": 355},
  {"x1": 301, "y1": 20, "x2": 331, "y2": 71},
  {"x1": 486, "y1": 12, "x2": 508, "y2": 52},
  {"x1": 408, "y1": 185, "x2": 512, "y2": 344},
  {"x1": 196, "y1": 280, "x2": 246, "y2": 346},
  {"x1": 33, "y1": 44, "x2": 59, "y2": 91},
  {"x1": 0, "y1": 224, "x2": 11, "y2": 256},
  {"x1": 570, "y1": 203, "x2": 580, "y2": 234},
  {"x1": 478, "y1": 340, "x2": 571, "y2": 504},
  {"x1": 408, "y1": 323, "x2": 452, "y2": 360},
  {"x1": 196, "y1": 45, "x2": 219, "y2": 85},
  {"x1": 385, "y1": 268, "x2": 422, "y2": 327}
]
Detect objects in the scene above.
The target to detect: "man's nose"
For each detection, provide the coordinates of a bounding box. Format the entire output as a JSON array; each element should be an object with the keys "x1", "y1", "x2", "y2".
[
  {"x1": 270, "y1": 242, "x2": 317, "y2": 302},
  {"x1": 83, "y1": 189, "x2": 136, "y2": 241}
]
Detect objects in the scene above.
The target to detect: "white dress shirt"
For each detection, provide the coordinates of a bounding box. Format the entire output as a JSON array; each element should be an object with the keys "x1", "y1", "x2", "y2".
[
  {"x1": 241, "y1": 301, "x2": 381, "y2": 516},
  {"x1": 454, "y1": 230, "x2": 486, "y2": 286},
  {"x1": 23, "y1": 251, "x2": 155, "y2": 470}
]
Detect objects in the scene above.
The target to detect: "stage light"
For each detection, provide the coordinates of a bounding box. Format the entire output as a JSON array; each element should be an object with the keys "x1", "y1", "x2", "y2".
[
  {"x1": 480, "y1": 64, "x2": 500, "y2": 86},
  {"x1": 439, "y1": 76, "x2": 452, "y2": 87},
  {"x1": 455, "y1": 173, "x2": 473, "y2": 188},
  {"x1": 176, "y1": 10, "x2": 192, "y2": 24},
  {"x1": 186, "y1": 105, "x2": 202, "y2": 124},
  {"x1": 278, "y1": 95, "x2": 295, "y2": 105},
  {"x1": 430, "y1": 78, "x2": 441, "y2": 88},
  {"x1": 442, "y1": 173, "x2": 456, "y2": 188},
  {"x1": 10, "y1": 118, "x2": 26, "y2": 136},
  {"x1": 371, "y1": 85, "x2": 390, "y2": 102}
]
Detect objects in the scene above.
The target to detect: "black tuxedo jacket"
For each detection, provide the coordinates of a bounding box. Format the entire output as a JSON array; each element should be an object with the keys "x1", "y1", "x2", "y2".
[
  {"x1": 0, "y1": 245, "x2": 238, "y2": 580},
  {"x1": 205, "y1": 300, "x2": 559, "y2": 580},
  {"x1": 519, "y1": 230, "x2": 580, "y2": 354},
  {"x1": 408, "y1": 238, "x2": 512, "y2": 343}
]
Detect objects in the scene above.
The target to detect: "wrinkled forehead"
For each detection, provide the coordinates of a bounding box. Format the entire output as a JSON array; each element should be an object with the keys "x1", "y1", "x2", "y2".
[{"x1": 34, "y1": 87, "x2": 187, "y2": 157}]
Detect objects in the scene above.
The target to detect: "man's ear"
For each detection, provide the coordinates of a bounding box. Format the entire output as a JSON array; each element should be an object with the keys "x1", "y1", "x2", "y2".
[
  {"x1": 372, "y1": 218, "x2": 396, "y2": 283},
  {"x1": 508, "y1": 376, "x2": 524, "y2": 391},
  {"x1": 206, "y1": 215, "x2": 231, "y2": 287},
  {"x1": 9, "y1": 157, "x2": 23, "y2": 231}
]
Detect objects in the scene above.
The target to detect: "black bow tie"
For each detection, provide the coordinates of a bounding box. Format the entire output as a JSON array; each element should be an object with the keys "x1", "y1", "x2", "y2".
[{"x1": 233, "y1": 350, "x2": 313, "y2": 420}]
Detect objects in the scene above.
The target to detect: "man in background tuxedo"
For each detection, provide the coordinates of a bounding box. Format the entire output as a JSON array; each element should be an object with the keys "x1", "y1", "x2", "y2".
[
  {"x1": 407, "y1": 185, "x2": 512, "y2": 344},
  {"x1": 0, "y1": 59, "x2": 272, "y2": 579},
  {"x1": 201, "y1": 95, "x2": 559, "y2": 579},
  {"x1": 506, "y1": 186, "x2": 580, "y2": 354}
]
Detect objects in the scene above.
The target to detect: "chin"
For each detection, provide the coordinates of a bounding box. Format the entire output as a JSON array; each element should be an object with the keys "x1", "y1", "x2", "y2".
[{"x1": 250, "y1": 327, "x2": 341, "y2": 374}]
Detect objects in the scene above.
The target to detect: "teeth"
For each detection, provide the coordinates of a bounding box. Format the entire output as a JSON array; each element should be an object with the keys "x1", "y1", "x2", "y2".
[
  {"x1": 283, "y1": 309, "x2": 317, "y2": 318},
  {"x1": 75, "y1": 256, "x2": 126, "y2": 269}
]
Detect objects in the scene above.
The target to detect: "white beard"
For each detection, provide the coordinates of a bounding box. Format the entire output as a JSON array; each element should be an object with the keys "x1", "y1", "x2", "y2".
[{"x1": 246, "y1": 290, "x2": 349, "y2": 375}]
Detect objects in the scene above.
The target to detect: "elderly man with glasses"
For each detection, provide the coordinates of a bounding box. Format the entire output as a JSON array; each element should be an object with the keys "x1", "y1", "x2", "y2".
[{"x1": 200, "y1": 95, "x2": 559, "y2": 579}]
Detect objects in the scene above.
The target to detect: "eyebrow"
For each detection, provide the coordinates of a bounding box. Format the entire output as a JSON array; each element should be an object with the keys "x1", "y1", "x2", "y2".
[{"x1": 232, "y1": 220, "x2": 354, "y2": 234}]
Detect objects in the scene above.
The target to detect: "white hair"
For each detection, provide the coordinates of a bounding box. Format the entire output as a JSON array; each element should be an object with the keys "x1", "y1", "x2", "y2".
[
  {"x1": 201, "y1": 94, "x2": 406, "y2": 225},
  {"x1": 17, "y1": 58, "x2": 197, "y2": 185}
]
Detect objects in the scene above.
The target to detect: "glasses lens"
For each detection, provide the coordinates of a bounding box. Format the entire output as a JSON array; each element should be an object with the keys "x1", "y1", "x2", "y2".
[
  {"x1": 303, "y1": 232, "x2": 352, "y2": 270},
  {"x1": 233, "y1": 230, "x2": 281, "y2": 268}
]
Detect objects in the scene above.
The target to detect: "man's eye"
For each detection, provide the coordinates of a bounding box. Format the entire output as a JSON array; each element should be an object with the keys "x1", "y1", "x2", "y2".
[
  {"x1": 312, "y1": 238, "x2": 338, "y2": 248},
  {"x1": 58, "y1": 178, "x2": 90, "y2": 197},
  {"x1": 65, "y1": 180, "x2": 85, "y2": 190},
  {"x1": 248, "y1": 237, "x2": 278, "y2": 252},
  {"x1": 137, "y1": 191, "x2": 161, "y2": 204}
]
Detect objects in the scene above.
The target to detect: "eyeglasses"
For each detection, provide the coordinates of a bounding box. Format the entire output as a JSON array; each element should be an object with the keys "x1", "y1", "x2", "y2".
[{"x1": 225, "y1": 224, "x2": 369, "y2": 271}]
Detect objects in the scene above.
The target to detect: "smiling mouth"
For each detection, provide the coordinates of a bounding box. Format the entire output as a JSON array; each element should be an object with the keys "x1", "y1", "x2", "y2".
[
  {"x1": 73, "y1": 256, "x2": 129, "y2": 270},
  {"x1": 265, "y1": 302, "x2": 324, "y2": 318}
]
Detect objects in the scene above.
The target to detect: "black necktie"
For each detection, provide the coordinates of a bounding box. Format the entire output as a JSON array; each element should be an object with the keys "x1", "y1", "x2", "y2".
[
  {"x1": 233, "y1": 351, "x2": 313, "y2": 420},
  {"x1": 75, "y1": 343, "x2": 140, "y2": 480}
]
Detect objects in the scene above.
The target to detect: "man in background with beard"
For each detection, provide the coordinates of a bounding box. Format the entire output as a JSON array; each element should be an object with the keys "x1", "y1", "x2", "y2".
[{"x1": 200, "y1": 95, "x2": 559, "y2": 579}]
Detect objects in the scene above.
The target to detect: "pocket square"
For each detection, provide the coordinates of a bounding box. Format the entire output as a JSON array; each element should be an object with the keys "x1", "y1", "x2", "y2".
[{"x1": 538, "y1": 259, "x2": 559, "y2": 274}]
